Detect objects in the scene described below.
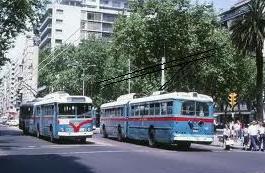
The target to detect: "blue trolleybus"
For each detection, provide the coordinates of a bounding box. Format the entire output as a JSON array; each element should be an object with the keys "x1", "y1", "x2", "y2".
[
  {"x1": 20, "y1": 92, "x2": 94, "y2": 143},
  {"x1": 19, "y1": 98, "x2": 43, "y2": 134},
  {"x1": 100, "y1": 91, "x2": 214, "y2": 149}
]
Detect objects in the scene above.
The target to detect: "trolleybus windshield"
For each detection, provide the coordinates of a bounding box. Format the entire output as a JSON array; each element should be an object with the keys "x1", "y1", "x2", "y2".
[
  {"x1": 58, "y1": 103, "x2": 92, "y2": 119},
  {"x1": 181, "y1": 101, "x2": 211, "y2": 117}
]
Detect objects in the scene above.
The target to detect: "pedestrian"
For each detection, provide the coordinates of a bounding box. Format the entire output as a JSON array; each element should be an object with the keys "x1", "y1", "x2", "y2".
[
  {"x1": 234, "y1": 120, "x2": 241, "y2": 139},
  {"x1": 258, "y1": 123, "x2": 265, "y2": 151},
  {"x1": 242, "y1": 124, "x2": 249, "y2": 150},
  {"x1": 248, "y1": 121, "x2": 259, "y2": 151},
  {"x1": 223, "y1": 124, "x2": 231, "y2": 144}
]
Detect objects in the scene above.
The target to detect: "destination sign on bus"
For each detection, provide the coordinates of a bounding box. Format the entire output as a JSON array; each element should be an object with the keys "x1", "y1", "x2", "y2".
[{"x1": 67, "y1": 97, "x2": 86, "y2": 102}]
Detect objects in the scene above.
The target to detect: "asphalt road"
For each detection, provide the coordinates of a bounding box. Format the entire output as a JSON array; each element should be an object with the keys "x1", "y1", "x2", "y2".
[{"x1": 0, "y1": 125, "x2": 265, "y2": 173}]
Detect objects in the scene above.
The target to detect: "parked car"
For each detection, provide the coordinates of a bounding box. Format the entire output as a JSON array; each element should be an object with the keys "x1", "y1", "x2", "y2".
[{"x1": 6, "y1": 119, "x2": 19, "y2": 126}]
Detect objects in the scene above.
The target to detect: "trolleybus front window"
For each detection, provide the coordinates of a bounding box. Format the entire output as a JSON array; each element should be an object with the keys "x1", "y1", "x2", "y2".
[
  {"x1": 58, "y1": 103, "x2": 92, "y2": 119},
  {"x1": 181, "y1": 101, "x2": 195, "y2": 116},
  {"x1": 195, "y1": 102, "x2": 210, "y2": 117}
]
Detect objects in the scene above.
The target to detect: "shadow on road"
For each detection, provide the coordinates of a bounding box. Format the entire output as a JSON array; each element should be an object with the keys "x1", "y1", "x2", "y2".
[
  {"x1": 108, "y1": 137, "x2": 212, "y2": 152},
  {"x1": 0, "y1": 126, "x2": 22, "y2": 136},
  {"x1": 0, "y1": 154, "x2": 95, "y2": 173}
]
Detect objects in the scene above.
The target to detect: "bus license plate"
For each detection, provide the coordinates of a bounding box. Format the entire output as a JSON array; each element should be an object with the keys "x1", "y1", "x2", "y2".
[{"x1": 193, "y1": 129, "x2": 198, "y2": 132}]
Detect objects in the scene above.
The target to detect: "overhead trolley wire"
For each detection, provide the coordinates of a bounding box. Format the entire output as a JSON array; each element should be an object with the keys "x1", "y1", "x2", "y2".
[
  {"x1": 102, "y1": 52, "x2": 215, "y2": 86},
  {"x1": 97, "y1": 47, "x2": 219, "y2": 84}
]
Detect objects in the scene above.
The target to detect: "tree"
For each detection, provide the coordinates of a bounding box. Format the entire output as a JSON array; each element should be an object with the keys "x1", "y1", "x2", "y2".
[
  {"x1": 0, "y1": 0, "x2": 45, "y2": 66},
  {"x1": 230, "y1": 0, "x2": 265, "y2": 121},
  {"x1": 112, "y1": 0, "x2": 256, "y2": 105}
]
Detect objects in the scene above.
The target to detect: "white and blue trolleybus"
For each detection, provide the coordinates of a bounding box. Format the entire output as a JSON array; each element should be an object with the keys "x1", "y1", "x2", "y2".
[
  {"x1": 21, "y1": 92, "x2": 94, "y2": 143},
  {"x1": 100, "y1": 91, "x2": 214, "y2": 149}
]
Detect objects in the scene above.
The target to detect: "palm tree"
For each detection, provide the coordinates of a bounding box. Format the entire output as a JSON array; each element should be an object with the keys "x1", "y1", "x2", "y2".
[{"x1": 230, "y1": 0, "x2": 265, "y2": 121}]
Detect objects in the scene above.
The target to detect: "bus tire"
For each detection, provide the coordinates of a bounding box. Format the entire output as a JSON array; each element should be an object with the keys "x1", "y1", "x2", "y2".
[
  {"x1": 80, "y1": 138, "x2": 87, "y2": 144},
  {"x1": 117, "y1": 125, "x2": 123, "y2": 142},
  {"x1": 178, "y1": 142, "x2": 191, "y2": 151},
  {"x1": 36, "y1": 124, "x2": 40, "y2": 138},
  {"x1": 49, "y1": 125, "x2": 54, "y2": 143},
  {"x1": 148, "y1": 126, "x2": 156, "y2": 147},
  {"x1": 102, "y1": 124, "x2": 108, "y2": 138}
]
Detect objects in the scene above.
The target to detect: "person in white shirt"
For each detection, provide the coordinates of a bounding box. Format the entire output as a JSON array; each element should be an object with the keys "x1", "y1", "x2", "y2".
[
  {"x1": 234, "y1": 120, "x2": 241, "y2": 139},
  {"x1": 248, "y1": 121, "x2": 259, "y2": 151},
  {"x1": 243, "y1": 124, "x2": 249, "y2": 150},
  {"x1": 258, "y1": 123, "x2": 265, "y2": 151},
  {"x1": 223, "y1": 124, "x2": 231, "y2": 143}
]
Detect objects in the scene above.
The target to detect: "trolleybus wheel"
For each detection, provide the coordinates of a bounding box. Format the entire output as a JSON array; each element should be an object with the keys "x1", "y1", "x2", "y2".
[
  {"x1": 36, "y1": 124, "x2": 40, "y2": 138},
  {"x1": 117, "y1": 125, "x2": 123, "y2": 142},
  {"x1": 80, "y1": 138, "x2": 87, "y2": 144},
  {"x1": 49, "y1": 125, "x2": 54, "y2": 143},
  {"x1": 102, "y1": 125, "x2": 108, "y2": 138},
  {"x1": 36, "y1": 130, "x2": 40, "y2": 138},
  {"x1": 148, "y1": 126, "x2": 156, "y2": 147},
  {"x1": 178, "y1": 142, "x2": 191, "y2": 150}
]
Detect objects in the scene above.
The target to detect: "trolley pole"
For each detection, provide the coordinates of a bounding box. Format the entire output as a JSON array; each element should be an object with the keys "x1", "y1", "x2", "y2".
[
  {"x1": 82, "y1": 69, "x2": 85, "y2": 96},
  {"x1": 161, "y1": 57, "x2": 165, "y2": 89},
  {"x1": 128, "y1": 59, "x2": 131, "y2": 94}
]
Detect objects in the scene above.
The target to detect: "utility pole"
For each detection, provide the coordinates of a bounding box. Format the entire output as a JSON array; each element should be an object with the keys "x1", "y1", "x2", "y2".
[
  {"x1": 161, "y1": 57, "x2": 165, "y2": 89},
  {"x1": 82, "y1": 69, "x2": 85, "y2": 96},
  {"x1": 128, "y1": 59, "x2": 131, "y2": 94}
]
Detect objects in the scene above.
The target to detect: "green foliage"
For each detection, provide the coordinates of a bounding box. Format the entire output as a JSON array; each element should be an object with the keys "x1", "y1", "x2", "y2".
[
  {"x1": 38, "y1": 38, "x2": 128, "y2": 107},
  {"x1": 230, "y1": 0, "x2": 265, "y2": 120},
  {"x1": 0, "y1": 0, "x2": 45, "y2": 66},
  {"x1": 112, "y1": 0, "x2": 256, "y2": 103},
  {"x1": 39, "y1": 0, "x2": 256, "y2": 108}
]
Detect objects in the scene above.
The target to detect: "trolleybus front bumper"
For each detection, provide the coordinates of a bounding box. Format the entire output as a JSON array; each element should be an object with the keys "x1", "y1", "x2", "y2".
[
  {"x1": 173, "y1": 135, "x2": 213, "y2": 143},
  {"x1": 58, "y1": 131, "x2": 93, "y2": 137}
]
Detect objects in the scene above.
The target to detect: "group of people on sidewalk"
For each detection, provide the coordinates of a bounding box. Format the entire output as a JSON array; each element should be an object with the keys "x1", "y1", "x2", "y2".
[{"x1": 223, "y1": 120, "x2": 265, "y2": 151}]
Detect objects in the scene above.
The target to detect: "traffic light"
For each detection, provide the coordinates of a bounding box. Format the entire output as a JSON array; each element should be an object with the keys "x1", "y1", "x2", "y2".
[{"x1": 228, "y1": 92, "x2": 237, "y2": 109}]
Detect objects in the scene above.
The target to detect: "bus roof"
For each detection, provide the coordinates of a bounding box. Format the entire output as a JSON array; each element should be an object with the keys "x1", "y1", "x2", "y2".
[
  {"x1": 34, "y1": 92, "x2": 92, "y2": 106},
  {"x1": 101, "y1": 92, "x2": 213, "y2": 109},
  {"x1": 130, "y1": 92, "x2": 213, "y2": 104}
]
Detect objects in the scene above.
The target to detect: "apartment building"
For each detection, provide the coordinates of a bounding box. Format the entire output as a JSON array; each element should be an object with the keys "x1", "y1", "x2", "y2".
[{"x1": 39, "y1": 0, "x2": 129, "y2": 49}]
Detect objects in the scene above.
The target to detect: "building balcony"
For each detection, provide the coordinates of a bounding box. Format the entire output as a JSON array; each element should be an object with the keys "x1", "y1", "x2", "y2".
[
  {"x1": 40, "y1": 24, "x2": 52, "y2": 39},
  {"x1": 39, "y1": 16, "x2": 52, "y2": 32},
  {"x1": 39, "y1": 33, "x2": 51, "y2": 49}
]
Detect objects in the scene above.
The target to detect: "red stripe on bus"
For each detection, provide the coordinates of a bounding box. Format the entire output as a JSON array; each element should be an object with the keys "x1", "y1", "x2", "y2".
[
  {"x1": 69, "y1": 119, "x2": 93, "y2": 132},
  {"x1": 101, "y1": 116, "x2": 213, "y2": 123}
]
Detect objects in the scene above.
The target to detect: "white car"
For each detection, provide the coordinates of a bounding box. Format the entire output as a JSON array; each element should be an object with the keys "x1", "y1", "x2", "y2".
[{"x1": 6, "y1": 119, "x2": 19, "y2": 126}]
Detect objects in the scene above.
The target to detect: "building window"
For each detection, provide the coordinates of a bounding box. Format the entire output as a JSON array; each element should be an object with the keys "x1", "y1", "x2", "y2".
[
  {"x1": 87, "y1": 22, "x2": 101, "y2": 31},
  {"x1": 87, "y1": 12, "x2": 101, "y2": 21},
  {"x1": 56, "y1": 29, "x2": 62, "y2": 33},
  {"x1": 56, "y1": 9, "x2": 63, "y2": 14},
  {"x1": 101, "y1": 0, "x2": 109, "y2": 4},
  {"x1": 55, "y1": 39, "x2": 62, "y2": 44},
  {"x1": 56, "y1": 19, "x2": 63, "y2": 24},
  {"x1": 112, "y1": 0, "x2": 121, "y2": 7}
]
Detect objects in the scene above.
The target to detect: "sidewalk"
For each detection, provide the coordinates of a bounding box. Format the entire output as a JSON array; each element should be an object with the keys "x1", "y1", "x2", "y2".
[{"x1": 211, "y1": 135, "x2": 243, "y2": 149}]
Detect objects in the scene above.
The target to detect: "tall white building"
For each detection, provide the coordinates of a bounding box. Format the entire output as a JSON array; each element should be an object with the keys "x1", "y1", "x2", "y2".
[
  {"x1": 0, "y1": 33, "x2": 39, "y2": 118},
  {"x1": 39, "y1": 0, "x2": 129, "y2": 49}
]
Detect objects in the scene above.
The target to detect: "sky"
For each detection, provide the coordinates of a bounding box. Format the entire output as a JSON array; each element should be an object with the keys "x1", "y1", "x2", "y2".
[{"x1": 195, "y1": 0, "x2": 239, "y2": 11}]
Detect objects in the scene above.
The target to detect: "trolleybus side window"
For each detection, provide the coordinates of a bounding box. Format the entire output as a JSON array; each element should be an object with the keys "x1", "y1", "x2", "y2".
[
  {"x1": 149, "y1": 103, "x2": 155, "y2": 115},
  {"x1": 131, "y1": 106, "x2": 134, "y2": 116},
  {"x1": 139, "y1": 105, "x2": 145, "y2": 116},
  {"x1": 167, "y1": 102, "x2": 173, "y2": 115},
  {"x1": 196, "y1": 102, "x2": 209, "y2": 117},
  {"x1": 144, "y1": 104, "x2": 149, "y2": 115},
  {"x1": 181, "y1": 101, "x2": 195, "y2": 116},
  {"x1": 154, "y1": 103, "x2": 160, "y2": 115},
  {"x1": 135, "y1": 105, "x2": 140, "y2": 116},
  {"x1": 161, "y1": 102, "x2": 167, "y2": 115}
]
